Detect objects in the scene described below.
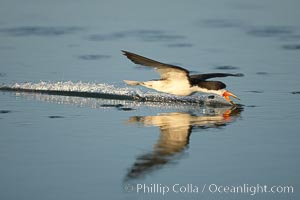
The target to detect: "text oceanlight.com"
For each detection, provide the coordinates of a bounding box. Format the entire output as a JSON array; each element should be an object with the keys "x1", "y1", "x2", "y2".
[{"x1": 124, "y1": 183, "x2": 294, "y2": 196}]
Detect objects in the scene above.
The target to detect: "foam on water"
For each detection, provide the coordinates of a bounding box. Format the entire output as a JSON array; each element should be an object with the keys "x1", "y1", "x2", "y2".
[
  {"x1": 8, "y1": 81, "x2": 140, "y2": 96},
  {"x1": 0, "y1": 81, "x2": 231, "y2": 106}
]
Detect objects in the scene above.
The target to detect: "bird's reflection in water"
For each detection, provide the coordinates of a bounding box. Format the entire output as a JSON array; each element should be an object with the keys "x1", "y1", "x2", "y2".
[{"x1": 125, "y1": 106, "x2": 243, "y2": 181}]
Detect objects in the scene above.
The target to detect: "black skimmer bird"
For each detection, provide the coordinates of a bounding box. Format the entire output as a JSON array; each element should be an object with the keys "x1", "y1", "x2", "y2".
[{"x1": 122, "y1": 51, "x2": 243, "y2": 105}]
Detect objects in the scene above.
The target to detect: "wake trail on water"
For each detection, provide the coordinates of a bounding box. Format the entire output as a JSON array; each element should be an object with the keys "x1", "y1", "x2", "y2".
[{"x1": 0, "y1": 81, "x2": 231, "y2": 106}]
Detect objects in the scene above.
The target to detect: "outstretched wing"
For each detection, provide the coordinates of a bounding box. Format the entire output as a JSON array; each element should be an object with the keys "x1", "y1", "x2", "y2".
[
  {"x1": 190, "y1": 73, "x2": 244, "y2": 80},
  {"x1": 122, "y1": 50, "x2": 189, "y2": 80}
]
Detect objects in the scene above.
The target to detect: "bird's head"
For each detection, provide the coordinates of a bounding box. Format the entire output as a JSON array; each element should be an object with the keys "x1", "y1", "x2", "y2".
[{"x1": 222, "y1": 90, "x2": 240, "y2": 105}]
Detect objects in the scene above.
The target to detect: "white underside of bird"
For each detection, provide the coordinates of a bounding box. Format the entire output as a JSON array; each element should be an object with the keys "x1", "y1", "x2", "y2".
[{"x1": 123, "y1": 79, "x2": 226, "y2": 97}]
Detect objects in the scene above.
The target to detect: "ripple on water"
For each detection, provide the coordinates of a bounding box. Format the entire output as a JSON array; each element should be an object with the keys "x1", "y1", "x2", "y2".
[
  {"x1": 118, "y1": 107, "x2": 135, "y2": 111},
  {"x1": 214, "y1": 65, "x2": 240, "y2": 70},
  {"x1": 100, "y1": 104, "x2": 134, "y2": 111},
  {"x1": 0, "y1": 110, "x2": 12, "y2": 114},
  {"x1": 282, "y1": 44, "x2": 300, "y2": 50},
  {"x1": 0, "y1": 26, "x2": 83, "y2": 37},
  {"x1": 78, "y1": 55, "x2": 111, "y2": 60},
  {"x1": 246, "y1": 26, "x2": 293, "y2": 38},
  {"x1": 290, "y1": 91, "x2": 300, "y2": 95},
  {"x1": 166, "y1": 43, "x2": 193, "y2": 48},
  {"x1": 100, "y1": 104, "x2": 123, "y2": 108},
  {"x1": 246, "y1": 105, "x2": 259, "y2": 108},
  {"x1": 48, "y1": 116, "x2": 65, "y2": 119},
  {"x1": 246, "y1": 90, "x2": 264, "y2": 94},
  {"x1": 88, "y1": 30, "x2": 186, "y2": 42},
  {"x1": 256, "y1": 72, "x2": 269, "y2": 75},
  {"x1": 200, "y1": 19, "x2": 244, "y2": 29}
]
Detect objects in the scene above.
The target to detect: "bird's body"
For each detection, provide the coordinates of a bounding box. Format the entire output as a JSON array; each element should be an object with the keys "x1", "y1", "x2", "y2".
[
  {"x1": 122, "y1": 51, "x2": 243, "y2": 104},
  {"x1": 125, "y1": 79, "x2": 224, "y2": 96},
  {"x1": 125, "y1": 78, "x2": 193, "y2": 96}
]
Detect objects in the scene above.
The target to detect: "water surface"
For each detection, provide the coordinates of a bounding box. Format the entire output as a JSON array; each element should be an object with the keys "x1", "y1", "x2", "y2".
[{"x1": 0, "y1": 0, "x2": 300, "y2": 199}]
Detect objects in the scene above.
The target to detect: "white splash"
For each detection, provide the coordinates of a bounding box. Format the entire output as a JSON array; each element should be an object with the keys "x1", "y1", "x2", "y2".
[
  {"x1": 9, "y1": 81, "x2": 143, "y2": 96},
  {"x1": 1, "y1": 81, "x2": 231, "y2": 106}
]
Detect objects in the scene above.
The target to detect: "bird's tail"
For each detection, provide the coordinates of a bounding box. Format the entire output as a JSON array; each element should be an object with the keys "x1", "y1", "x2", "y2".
[{"x1": 123, "y1": 80, "x2": 141, "y2": 86}]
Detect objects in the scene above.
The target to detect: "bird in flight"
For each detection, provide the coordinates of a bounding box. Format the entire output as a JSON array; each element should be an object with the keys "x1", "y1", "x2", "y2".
[{"x1": 122, "y1": 50, "x2": 243, "y2": 105}]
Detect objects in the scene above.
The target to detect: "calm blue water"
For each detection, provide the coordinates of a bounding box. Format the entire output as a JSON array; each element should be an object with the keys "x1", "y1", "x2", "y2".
[{"x1": 1, "y1": 0, "x2": 300, "y2": 199}]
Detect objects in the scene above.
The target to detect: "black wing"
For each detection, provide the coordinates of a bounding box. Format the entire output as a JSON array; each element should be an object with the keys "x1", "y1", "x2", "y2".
[
  {"x1": 190, "y1": 73, "x2": 244, "y2": 80},
  {"x1": 122, "y1": 50, "x2": 189, "y2": 80},
  {"x1": 122, "y1": 50, "x2": 187, "y2": 71}
]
